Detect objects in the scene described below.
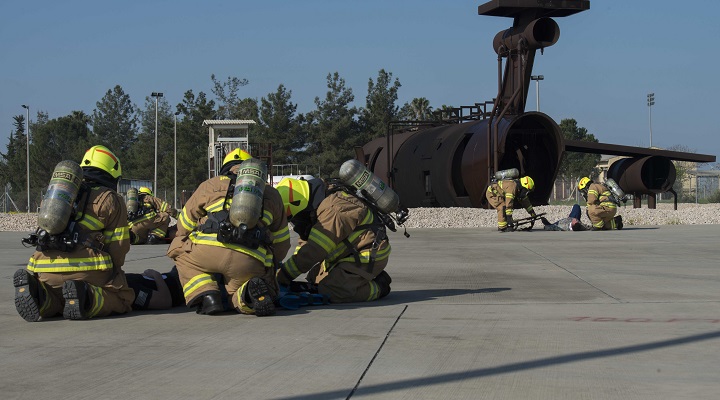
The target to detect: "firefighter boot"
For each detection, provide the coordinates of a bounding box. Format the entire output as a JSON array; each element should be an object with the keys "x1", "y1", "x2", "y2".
[
  {"x1": 195, "y1": 291, "x2": 224, "y2": 315},
  {"x1": 147, "y1": 234, "x2": 161, "y2": 245},
  {"x1": 614, "y1": 215, "x2": 624, "y2": 230},
  {"x1": 374, "y1": 270, "x2": 392, "y2": 299},
  {"x1": 62, "y1": 280, "x2": 93, "y2": 320},
  {"x1": 243, "y1": 277, "x2": 276, "y2": 316},
  {"x1": 14, "y1": 269, "x2": 44, "y2": 322}
]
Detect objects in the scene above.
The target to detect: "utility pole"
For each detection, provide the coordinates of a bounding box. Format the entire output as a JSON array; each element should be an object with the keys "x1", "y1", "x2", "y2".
[{"x1": 647, "y1": 93, "x2": 655, "y2": 147}]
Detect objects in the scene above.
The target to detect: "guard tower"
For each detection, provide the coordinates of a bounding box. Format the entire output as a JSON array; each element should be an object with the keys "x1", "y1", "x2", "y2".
[
  {"x1": 203, "y1": 119, "x2": 255, "y2": 178},
  {"x1": 202, "y1": 119, "x2": 273, "y2": 179}
]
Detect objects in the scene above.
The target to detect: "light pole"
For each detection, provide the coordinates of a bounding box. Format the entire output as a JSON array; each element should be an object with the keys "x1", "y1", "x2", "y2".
[
  {"x1": 21, "y1": 105, "x2": 30, "y2": 212},
  {"x1": 647, "y1": 93, "x2": 655, "y2": 148},
  {"x1": 174, "y1": 111, "x2": 180, "y2": 209},
  {"x1": 151, "y1": 92, "x2": 163, "y2": 195},
  {"x1": 530, "y1": 75, "x2": 544, "y2": 111}
]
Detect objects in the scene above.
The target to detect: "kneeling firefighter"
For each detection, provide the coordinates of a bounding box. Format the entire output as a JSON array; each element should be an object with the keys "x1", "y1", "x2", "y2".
[
  {"x1": 275, "y1": 159, "x2": 410, "y2": 304},
  {"x1": 167, "y1": 148, "x2": 290, "y2": 316},
  {"x1": 577, "y1": 177, "x2": 624, "y2": 230},
  {"x1": 14, "y1": 145, "x2": 134, "y2": 321},
  {"x1": 128, "y1": 186, "x2": 172, "y2": 244},
  {"x1": 486, "y1": 170, "x2": 537, "y2": 232}
]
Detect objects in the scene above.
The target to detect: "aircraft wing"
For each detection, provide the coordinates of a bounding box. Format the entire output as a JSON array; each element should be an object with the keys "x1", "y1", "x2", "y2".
[{"x1": 564, "y1": 140, "x2": 716, "y2": 163}]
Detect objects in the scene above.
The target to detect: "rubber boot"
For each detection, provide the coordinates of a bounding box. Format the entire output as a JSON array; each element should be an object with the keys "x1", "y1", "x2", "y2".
[
  {"x1": 374, "y1": 270, "x2": 392, "y2": 299},
  {"x1": 243, "y1": 277, "x2": 276, "y2": 316},
  {"x1": 62, "y1": 280, "x2": 92, "y2": 320},
  {"x1": 614, "y1": 215, "x2": 624, "y2": 230},
  {"x1": 14, "y1": 269, "x2": 44, "y2": 322},
  {"x1": 196, "y1": 291, "x2": 224, "y2": 315}
]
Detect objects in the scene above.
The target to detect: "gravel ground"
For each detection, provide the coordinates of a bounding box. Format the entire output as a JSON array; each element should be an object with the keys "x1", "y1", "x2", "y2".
[{"x1": 2, "y1": 203, "x2": 719, "y2": 232}]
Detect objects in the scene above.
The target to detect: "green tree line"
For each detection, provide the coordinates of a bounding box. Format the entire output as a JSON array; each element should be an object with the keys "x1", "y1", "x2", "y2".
[{"x1": 0, "y1": 69, "x2": 601, "y2": 212}]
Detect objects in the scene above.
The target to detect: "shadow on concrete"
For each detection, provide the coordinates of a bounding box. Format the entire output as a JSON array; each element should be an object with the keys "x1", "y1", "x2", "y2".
[{"x1": 270, "y1": 329, "x2": 720, "y2": 400}]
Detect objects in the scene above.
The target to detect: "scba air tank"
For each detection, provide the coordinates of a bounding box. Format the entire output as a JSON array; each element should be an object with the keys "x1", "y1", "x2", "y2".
[
  {"x1": 229, "y1": 159, "x2": 267, "y2": 229},
  {"x1": 339, "y1": 159, "x2": 400, "y2": 214},
  {"x1": 494, "y1": 168, "x2": 519, "y2": 180},
  {"x1": 604, "y1": 178, "x2": 627, "y2": 203},
  {"x1": 37, "y1": 160, "x2": 84, "y2": 235},
  {"x1": 126, "y1": 187, "x2": 139, "y2": 214}
]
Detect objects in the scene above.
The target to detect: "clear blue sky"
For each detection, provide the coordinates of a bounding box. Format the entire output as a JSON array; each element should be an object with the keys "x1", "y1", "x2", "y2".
[{"x1": 2, "y1": 0, "x2": 719, "y2": 164}]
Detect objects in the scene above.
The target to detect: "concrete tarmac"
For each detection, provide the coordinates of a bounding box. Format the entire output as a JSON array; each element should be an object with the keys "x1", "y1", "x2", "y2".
[{"x1": 1, "y1": 225, "x2": 719, "y2": 400}]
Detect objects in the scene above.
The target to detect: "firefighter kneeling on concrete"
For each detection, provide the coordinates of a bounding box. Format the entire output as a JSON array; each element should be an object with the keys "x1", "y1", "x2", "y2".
[
  {"x1": 275, "y1": 174, "x2": 395, "y2": 303},
  {"x1": 128, "y1": 186, "x2": 173, "y2": 245},
  {"x1": 14, "y1": 145, "x2": 135, "y2": 321},
  {"x1": 486, "y1": 174, "x2": 537, "y2": 232},
  {"x1": 577, "y1": 177, "x2": 624, "y2": 230},
  {"x1": 167, "y1": 149, "x2": 290, "y2": 316}
]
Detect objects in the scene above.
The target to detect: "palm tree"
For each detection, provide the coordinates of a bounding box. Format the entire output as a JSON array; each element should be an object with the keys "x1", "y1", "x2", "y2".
[{"x1": 410, "y1": 97, "x2": 432, "y2": 120}]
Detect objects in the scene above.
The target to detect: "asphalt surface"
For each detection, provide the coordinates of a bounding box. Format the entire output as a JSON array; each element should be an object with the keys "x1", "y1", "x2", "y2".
[{"x1": 1, "y1": 224, "x2": 719, "y2": 400}]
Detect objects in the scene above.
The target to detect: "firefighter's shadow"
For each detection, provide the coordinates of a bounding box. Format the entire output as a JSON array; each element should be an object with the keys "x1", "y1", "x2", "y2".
[{"x1": 278, "y1": 287, "x2": 511, "y2": 313}]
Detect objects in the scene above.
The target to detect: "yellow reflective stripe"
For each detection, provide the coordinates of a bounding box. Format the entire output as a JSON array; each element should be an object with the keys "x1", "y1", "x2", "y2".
[
  {"x1": 273, "y1": 225, "x2": 290, "y2": 244},
  {"x1": 283, "y1": 257, "x2": 302, "y2": 279},
  {"x1": 159, "y1": 202, "x2": 169, "y2": 212},
  {"x1": 498, "y1": 221, "x2": 508, "y2": 227},
  {"x1": 367, "y1": 280, "x2": 379, "y2": 301},
  {"x1": 261, "y1": 209, "x2": 273, "y2": 226},
  {"x1": 336, "y1": 245, "x2": 392, "y2": 264},
  {"x1": 308, "y1": 229, "x2": 335, "y2": 253},
  {"x1": 27, "y1": 254, "x2": 113, "y2": 273},
  {"x1": 600, "y1": 202, "x2": 617, "y2": 208},
  {"x1": 151, "y1": 228, "x2": 166, "y2": 237},
  {"x1": 104, "y1": 226, "x2": 129, "y2": 243},
  {"x1": 179, "y1": 209, "x2": 196, "y2": 231},
  {"x1": 183, "y1": 273, "x2": 215, "y2": 297},
  {"x1": 505, "y1": 209, "x2": 513, "y2": 215},
  {"x1": 78, "y1": 214, "x2": 104, "y2": 231},
  {"x1": 189, "y1": 232, "x2": 272, "y2": 266},
  {"x1": 88, "y1": 285, "x2": 104, "y2": 317},
  {"x1": 588, "y1": 189, "x2": 599, "y2": 196},
  {"x1": 593, "y1": 220, "x2": 604, "y2": 228},
  {"x1": 204, "y1": 198, "x2": 227, "y2": 213}
]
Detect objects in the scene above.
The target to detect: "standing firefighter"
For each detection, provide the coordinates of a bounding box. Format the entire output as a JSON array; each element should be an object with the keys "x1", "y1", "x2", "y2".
[
  {"x1": 167, "y1": 149, "x2": 290, "y2": 316},
  {"x1": 129, "y1": 186, "x2": 173, "y2": 244},
  {"x1": 486, "y1": 175, "x2": 537, "y2": 232},
  {"x1": 275, "y1": 161, "x2": 408, "y2": 303},
  {"x1": 577, "y1": 177, "x2": 624, "y2": 230},
  {"x1": 14, "y1": 145, "x2": 134, "y2": 321}
]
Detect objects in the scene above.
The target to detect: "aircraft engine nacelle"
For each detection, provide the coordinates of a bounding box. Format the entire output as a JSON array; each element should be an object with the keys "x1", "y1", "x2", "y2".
[
  {"x1": 606, "y1": 156, "x2": 676, "y2": 194},
  {"x1": 358, "y1": 112, "x2": 563, "y2": 209}
]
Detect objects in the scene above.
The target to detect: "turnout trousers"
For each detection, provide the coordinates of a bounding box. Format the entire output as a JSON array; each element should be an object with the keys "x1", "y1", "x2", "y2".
[
  {"x1": 173, "y1": 241, "x2": 276, "y2": 312},
  {"x1": 587, "y1": 205, "x2": 618, "y2": 230},
  {"x1": 36, "y1": 270, "x2": 134, "y2": 318},
  {"x1": 306, "y1": 258, "x2": 389, "y2": 303}
]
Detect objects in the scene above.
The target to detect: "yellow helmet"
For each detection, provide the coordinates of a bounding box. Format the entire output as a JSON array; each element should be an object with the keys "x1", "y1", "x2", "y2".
[
  {"x1": 519, "y1": 176, "x2": 535, "y2": 191},
  {"x1": 138, "y1": 186, "x2": 153, "y2": 197},
  {"x1": 276, "y1": 178, "x2": 310, "y2": 218},
  {"x1": 578, "y1": 177, "x2": 592, "y2": 191},
  {"x1": 81, "y1": 145, "x2": 121, "y2": 179},
  {"x1": 222, "y1": 148, "x2": 252, "y2": 167}
]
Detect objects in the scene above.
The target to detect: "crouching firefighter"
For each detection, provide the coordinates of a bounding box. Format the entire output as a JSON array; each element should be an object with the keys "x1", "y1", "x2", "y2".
[
  {"x1": 128, "y1": 186, "x2": 172, "y2": 244},
  {"x1": 275, "y1": 159, "x2": 410, "y2": 304},
  {"x1": 167, "y1": 149, "x2": 290, "y2": 316},
  {"x1": 577, "y1": 177, "x2": 624, "y2": 230},
  {"x1": 14, "y1": 145, "x2": 135, "y2": 321},
  {"x1": 486, "y1": 171, "x2": 537, "y2": 232}
]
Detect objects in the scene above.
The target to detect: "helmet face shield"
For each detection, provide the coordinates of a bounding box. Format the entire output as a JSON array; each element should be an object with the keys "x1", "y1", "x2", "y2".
[{"x1": 81, "y1": 145, "x2": 121, "y2": 179}]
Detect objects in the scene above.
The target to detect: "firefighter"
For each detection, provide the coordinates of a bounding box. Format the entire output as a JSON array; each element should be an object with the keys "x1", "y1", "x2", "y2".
[
  {"x1": 13, "y1": 145, "x2": 135, "y2": 321},
  {"x1": 129, "y1": 186, "x2": 173, "y2": 245},
  {"x1": 167, "y1": 148, "x2": 290, "y2": 316},
  {"x1": 486, "y1": 175, "x2": 537, "y2": 232},
  {"x1": 577, "y1": 177, "x2": 624, "y2": 230},
  {"x1": 275, "y1": 177, "x2": 393, "y2": 303}
]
